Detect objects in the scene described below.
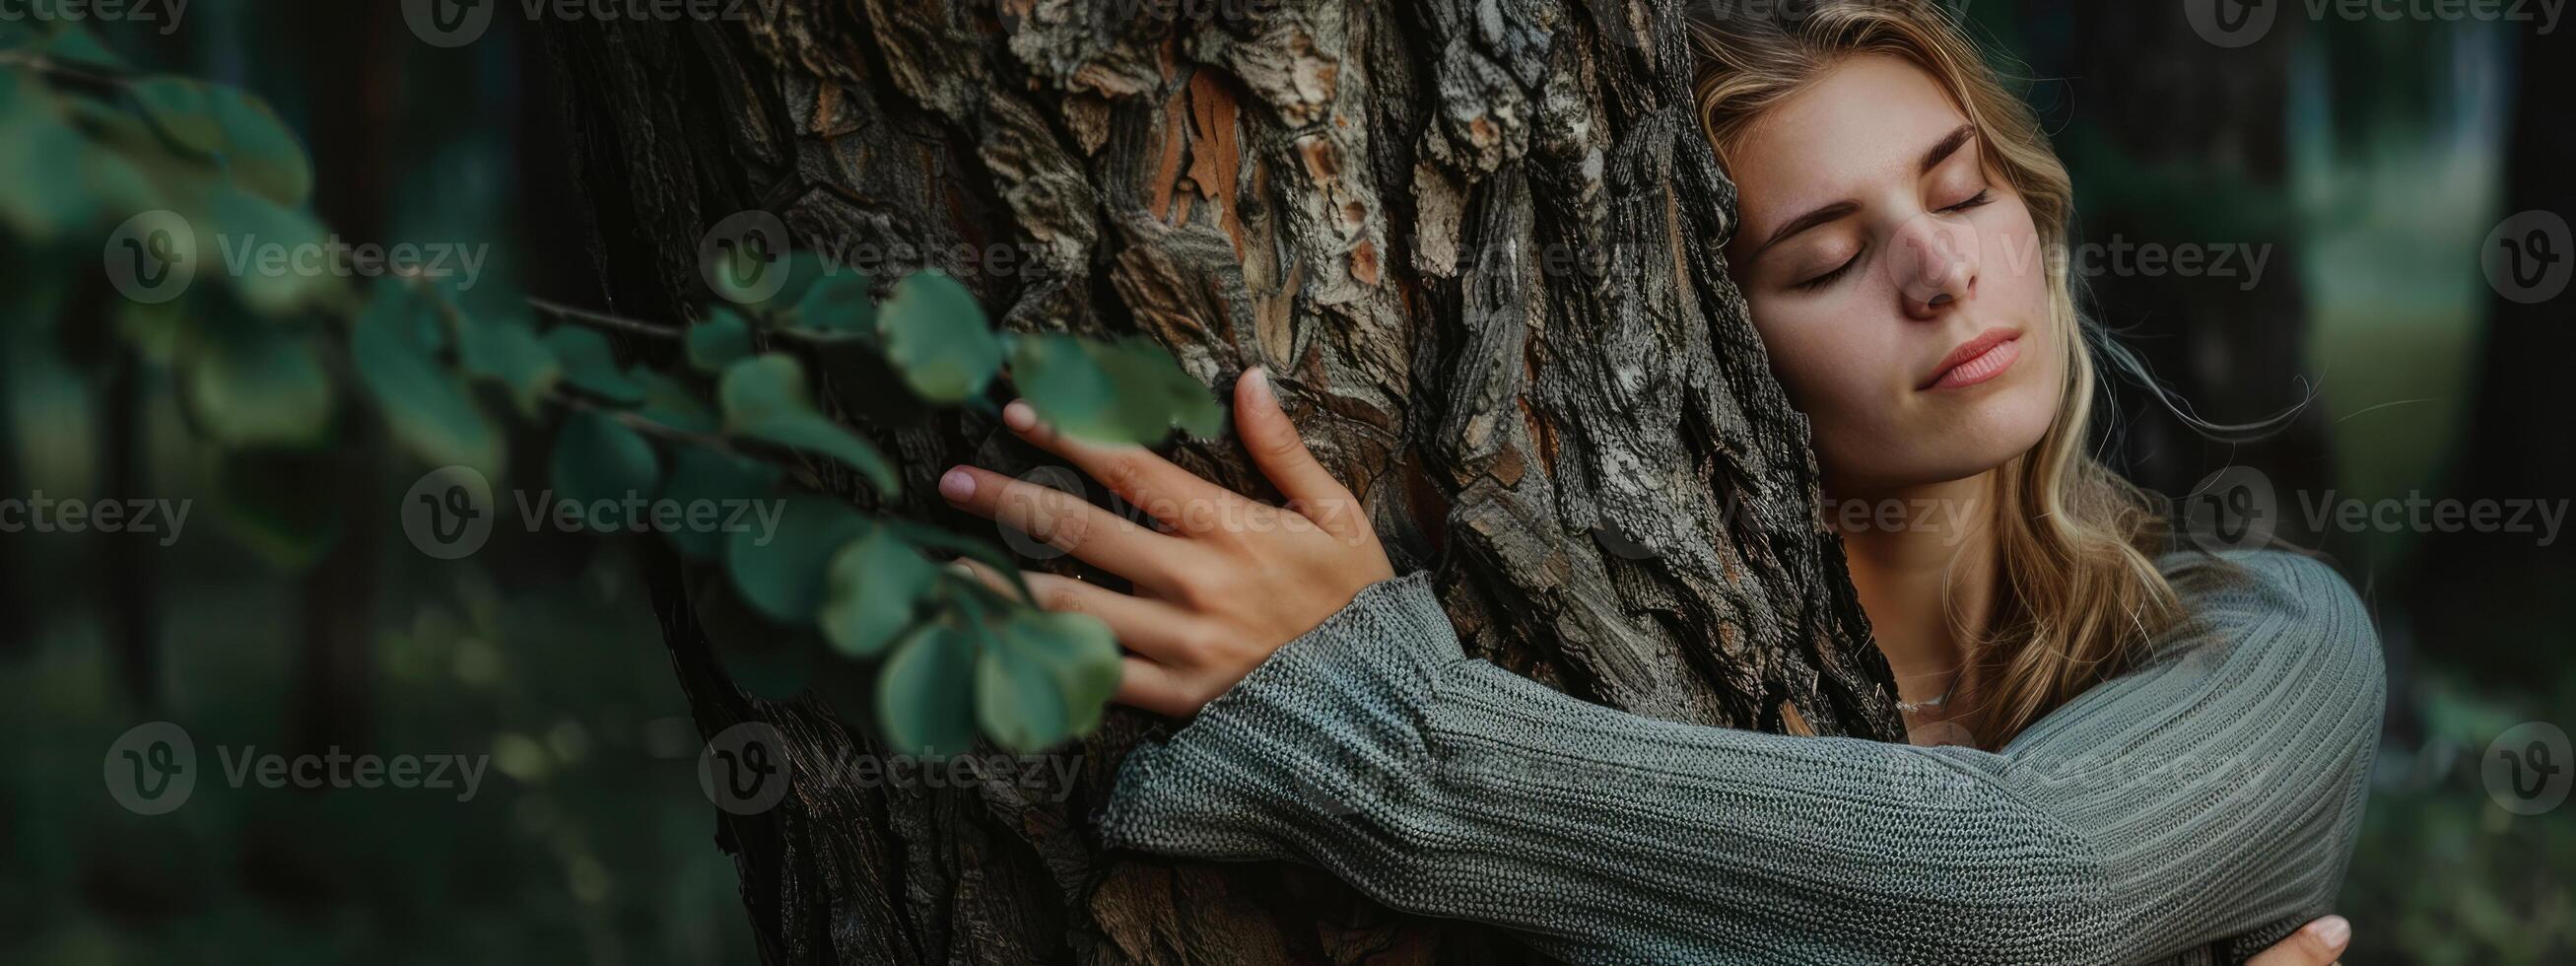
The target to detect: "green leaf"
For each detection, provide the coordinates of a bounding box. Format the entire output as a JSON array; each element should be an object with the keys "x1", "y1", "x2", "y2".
[
  {"x1": 352, "y1": 280, "x2": 502, "y2": 472},
  {"x1": 691, "y1": 573, "x2": 813, "y2": 701},
  {"x1": 687, "y1": 306, "x2": 755, "y2": 372},
  {"x1": 0, "y1": 113, "x2": 100, "y2": 240},
  {"x1": 457, "y1": 311, "x2": 561, "y2": 415},
  {"x1": 130, "y1": 76, "x2": 221, "y2": 156},
  {"x1": 877, "y1": 621, "x2": 980, "y2": 757},
  {"x1": 974, "y1": 620, "x2": 1070, "y2": 753},
  {"x1": 183, "y1": 322, "x2": 335, "y2": 448},
  {"x1": 1009, "y1": 609, "x2": 1123, "y2": 737},
  {"x1": 1008, "y1": 333, "x2": 1223, "y2": 445},
  {"x1": 817, "y1": 526, "x2": 939, "y2": 658},
  {"x1": 876, "y1": 270, "x2": 1000, "y2": 402},
  {"x1": 549, "y1": 410, "x2": 663, "y2": 532},
  {"x1": 880, "y1": 518, "x2": 1032, "y2": 602},
  {"x1": 724, "y1": 494, "x2": 868, "y2": 624},
  {"x1": 787, "y1": 266, "x2": 875, "y2": 339},
  {"x1": 206, "y1": 86, "x2": 311, "y2": 207},
  {"x1": 40, "y1": 23, "x2": 124, "y2": 70},
  {"x1": 543, "y1": 325, "x2": 644, "y2": 405},
  {"x1": 717, "y1": 355, "x2": 899, "y2": 495},
  {"x1": 208, "y1": 184, "x2": 337, "y2": 316},
  {"x1": 658, "y1": 447, "x2": 782, "y2": 560}
]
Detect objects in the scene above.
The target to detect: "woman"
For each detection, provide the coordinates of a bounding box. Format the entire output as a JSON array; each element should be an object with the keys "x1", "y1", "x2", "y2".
[{"x1": 935, "y1": 2, "x2": 2383, "y2": 963}]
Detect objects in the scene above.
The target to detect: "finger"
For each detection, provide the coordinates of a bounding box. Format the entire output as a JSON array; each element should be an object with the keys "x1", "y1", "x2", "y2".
[
  {"x1": 2247, "y1": 917, "x2": 2349, "y2": 966},
  {"x1": 1233, "y1": 367, "x2": 1364, "y2": 538},
  {"x1": 951, "y1": 562, "x2": 1202, "y2": 664},
  {"x1": 1114, "y1": 656, "x2": 1197, "y2": 718},
  {"x1": 1002, "y1": 398, "x2": 1237, "y2": 534},
  {"x1": 938, "y1": 464, "x2": 1197, "y2": 588}
]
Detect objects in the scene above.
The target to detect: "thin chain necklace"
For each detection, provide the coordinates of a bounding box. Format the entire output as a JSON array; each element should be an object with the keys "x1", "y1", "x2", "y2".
[{"x1": 1895, "y1": 669, "x2": 1961, "y2": 714}]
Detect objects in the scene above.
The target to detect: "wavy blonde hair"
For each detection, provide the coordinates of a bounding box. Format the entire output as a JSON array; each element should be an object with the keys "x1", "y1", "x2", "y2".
[{"x1": 1685, "y1": 0, "x2": 2181, "y2": 748}]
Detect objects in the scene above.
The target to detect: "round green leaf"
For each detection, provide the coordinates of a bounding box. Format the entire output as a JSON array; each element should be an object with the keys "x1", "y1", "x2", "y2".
[
  {"x1": 817, "y1": 526, "x2": 938, "y2": 658},
  {"x1": 724, "y1": 494, "x2": 868, "y2": 624},
  {"x1": 876, "y1": 270, "x2": 999, "y2": 402},
  {"x1": 352, "y1": 281, "x2": 502, "y2": 472},
  {"x1": 717, "y1": 355, "x2": 899, "y2": 495},
  {"x1": 206, "y1": 86, "x2": 312, "y2": 207},
  {"x1": 788, "y1": 266, "x2": 876, "y2": 339},
  {"x1": 550, "y1": 410, "x2": 663, "y2": 532},
  {"x1": 458, "y1": 312, "x2": 562, "y2": 415},
  {"x1": 877, "y1": 621, "x2": 980, "y2": 757},
  {"x1": 687, "y1": 306, "x2": 756, "y2": 372},
  {"x1": 975, "y1": 620, "x2": 1072, "y2": 754},
  {"x1": 544, "y1": 325, "x2": 645, "y2": 405},
  {"x1": 1008, "y1": 333, "x2": 1223, "y2": 445},
  {"x1": 131, "y1": 76, "x2": 222, "y2": 156},
  {"x1": 1008, "y1": 609, "x2": 1123, "y2": 737}
]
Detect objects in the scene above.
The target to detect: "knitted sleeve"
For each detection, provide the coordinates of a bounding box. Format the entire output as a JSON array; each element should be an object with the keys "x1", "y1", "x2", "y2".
[{"x1": 1091, "y1": 549, "x2": 2386, "y2": 966}]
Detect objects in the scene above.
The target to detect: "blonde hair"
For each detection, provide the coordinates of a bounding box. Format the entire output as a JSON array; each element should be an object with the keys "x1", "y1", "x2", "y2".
[{"x1": 1686, "y1": 0, "x2": 2182, "y2": 748}]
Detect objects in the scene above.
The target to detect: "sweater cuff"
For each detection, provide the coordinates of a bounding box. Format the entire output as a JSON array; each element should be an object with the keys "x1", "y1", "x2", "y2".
[{"x1": 1092, "y1": 570, "x2": 1468, "y2": 861}]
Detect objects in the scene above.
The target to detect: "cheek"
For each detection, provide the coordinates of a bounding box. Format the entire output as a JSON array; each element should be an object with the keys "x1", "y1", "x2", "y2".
[{"x1": 1742, "y1": 298, "x2": 1897, "y2": 436}]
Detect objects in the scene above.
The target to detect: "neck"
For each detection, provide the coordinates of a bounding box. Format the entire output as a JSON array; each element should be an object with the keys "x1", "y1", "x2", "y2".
[{"x1": 1829, "y1": 471, "x2": 2001, "y2": 716}]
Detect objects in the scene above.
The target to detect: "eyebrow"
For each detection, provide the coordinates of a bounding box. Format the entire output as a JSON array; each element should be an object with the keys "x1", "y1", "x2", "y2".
[{"x1": 1744, "y1": 123, "x2": 1981, "y2": 265}]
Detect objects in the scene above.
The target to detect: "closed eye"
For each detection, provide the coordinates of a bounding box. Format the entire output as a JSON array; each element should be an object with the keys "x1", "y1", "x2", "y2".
[
  {"x1": 1942, "y1": 188, "x2": 1994, "y2": 213},
  {"x1": 1795, "y1": 252, "x2": 1861, "y2": 292}
]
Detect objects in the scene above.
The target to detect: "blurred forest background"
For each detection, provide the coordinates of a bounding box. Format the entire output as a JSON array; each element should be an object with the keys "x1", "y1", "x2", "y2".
[{"x1": 1, "y1": 2, "x2": 2567, "y2": 964}]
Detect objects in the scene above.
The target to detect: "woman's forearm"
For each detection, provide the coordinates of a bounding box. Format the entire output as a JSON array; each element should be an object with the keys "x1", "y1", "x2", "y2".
[{"x1": 1094, "y1": 553, "x2": 2386, "y2": 965}]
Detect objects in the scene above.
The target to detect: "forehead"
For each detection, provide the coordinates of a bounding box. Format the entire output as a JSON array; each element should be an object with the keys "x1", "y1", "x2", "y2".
[{"x1": 1729, "y1": 54, "x2": 1972, "y2": 233}]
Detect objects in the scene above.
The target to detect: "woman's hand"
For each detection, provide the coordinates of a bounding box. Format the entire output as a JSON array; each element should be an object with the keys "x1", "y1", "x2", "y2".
[
  {"x1": 2246, "y1": 916, "x2": 2351, "y2": 965},
  {"x1": 937, "y1": 367, "x2": 1395, "y2": 718}
]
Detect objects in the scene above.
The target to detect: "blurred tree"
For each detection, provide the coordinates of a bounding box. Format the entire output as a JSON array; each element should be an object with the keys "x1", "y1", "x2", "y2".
[{"x1": 535, "y1": 0, "x2": 1903, "y2": 962}]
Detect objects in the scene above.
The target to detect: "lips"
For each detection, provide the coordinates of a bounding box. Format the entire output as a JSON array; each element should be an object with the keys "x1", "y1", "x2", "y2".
[{"x1": 1921, "y1": 327, "x2": 2021, "y2": 390}]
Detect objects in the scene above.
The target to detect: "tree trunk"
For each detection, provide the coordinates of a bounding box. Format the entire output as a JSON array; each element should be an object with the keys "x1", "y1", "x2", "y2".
[{"x1": 536, "y1": 2, "x2": 1901, "y2": 962}]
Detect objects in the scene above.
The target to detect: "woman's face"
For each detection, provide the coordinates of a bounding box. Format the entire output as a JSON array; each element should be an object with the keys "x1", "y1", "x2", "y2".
[{"x1": 1724, "y1": 54, "x2": 2063, "y2": 497}]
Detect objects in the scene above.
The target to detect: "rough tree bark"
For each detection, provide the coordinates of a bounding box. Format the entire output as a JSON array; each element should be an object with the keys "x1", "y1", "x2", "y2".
[{"x1": 537, "y1": 1, "x2": 1903, "y2": 962}]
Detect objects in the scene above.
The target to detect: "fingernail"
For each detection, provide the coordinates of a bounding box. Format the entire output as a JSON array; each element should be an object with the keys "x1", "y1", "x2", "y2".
[
  {"x1": 1243, "y1": 366, "x2": 1272, "y2": 406},
  {"x1": 946, "y1": 560, "x2": 976, "y2": 578},
  {"x1": 1002, "y1": 399, "x2": 1037, "y2": 432},
  {"x1": 2312, "y1": 916, "x2": 2349, "y2": 948},
  {"x1": 938, "y1": 468, "x2": 976, "y2": 501}
]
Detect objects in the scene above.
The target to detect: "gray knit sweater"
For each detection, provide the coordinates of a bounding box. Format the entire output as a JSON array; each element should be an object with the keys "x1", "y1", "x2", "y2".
[{"x1": 1093, "y1": 549, "x2": 2386, "y2": 965}]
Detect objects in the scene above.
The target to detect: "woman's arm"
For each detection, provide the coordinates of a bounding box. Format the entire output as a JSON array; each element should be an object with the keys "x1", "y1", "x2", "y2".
[
  {"x1": 1089, "y1": 550, "x2": 2384, "y2": 965},
  {"x1": 936, "y1": 372, "x2": 2383, "y2": 965}
]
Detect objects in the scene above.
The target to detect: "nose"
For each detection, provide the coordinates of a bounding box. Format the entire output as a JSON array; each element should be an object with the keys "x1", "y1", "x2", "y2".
[{"x1": 1892, "y1": 216, "x2": 1978, "y2": 319}]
